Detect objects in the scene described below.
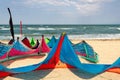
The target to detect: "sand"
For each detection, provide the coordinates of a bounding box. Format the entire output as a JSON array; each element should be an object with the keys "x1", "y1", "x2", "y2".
[{"x1": 0, "y1": 39, "x2": 120, "y2": 80}]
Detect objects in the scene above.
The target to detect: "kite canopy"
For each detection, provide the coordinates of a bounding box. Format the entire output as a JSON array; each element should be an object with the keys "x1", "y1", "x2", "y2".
[
  {"x1": 0, "y1": 33, "x2": 120, "y2": 78},
  {"x1": 73, "y1": 40, "x2": 99, "y2": 63},
  {"x1": 45, "y1": 38, "x2": 50, "y2": 44},
  {"x1": 0, "y1": 44, "x2": 11, "y2": 57},
  {"x1": 0, "y1": 39, "x2": 41, "y2": 60},
  {"x1": 40, "y1": 35, "x2": 50, "y2": 53},
  {"x1": 8, "y1": 39, "x2": 14, "y2": 45},
  {"x1": 22, "y1": 37, "x2": 32, "y2": 48},
  {"x1": 47, "y1": 35, "x2": 57, "y2": 48},
  {"x1": 30, "y1": 37, "x2": 36, "y2": 47},
  {"x1": 22, "y1": 37, "x2": 40, "y2": 49},
  {"x1": 32, "y1": 39, "x2": 40, "y2": 49},
  {"x1": 0, "y1": 36, "x2": 50, "y2": 61}
]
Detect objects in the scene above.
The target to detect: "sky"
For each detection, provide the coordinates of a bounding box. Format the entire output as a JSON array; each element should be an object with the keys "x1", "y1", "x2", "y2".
[{"x1": 0, "y1": 0, "x2": 120, "y2": 24}]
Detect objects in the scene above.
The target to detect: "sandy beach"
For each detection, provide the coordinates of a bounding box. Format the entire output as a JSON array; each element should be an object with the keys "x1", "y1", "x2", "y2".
[
  {"x1": 1, "y1": 0, "x2": 120, "y2": 79},
  {"x1": 0, "y1": 39, "x2": 120, "y2": 80}
]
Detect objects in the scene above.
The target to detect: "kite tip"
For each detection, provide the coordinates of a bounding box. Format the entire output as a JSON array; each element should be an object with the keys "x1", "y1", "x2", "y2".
[{"x1": 62, "y1": 32, "x2": 66, "y2": 36}]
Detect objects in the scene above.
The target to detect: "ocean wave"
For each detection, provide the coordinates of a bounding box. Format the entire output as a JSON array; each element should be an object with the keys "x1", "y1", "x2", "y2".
[
  {"x1": 116, "y1": 28, "x2": 120, "y2": 30},
  {"x1": 14, "y1": 34, "x2": 25, "y2": 38},
  {"x1": 0, "y1": 36, "x2": 11, "y2": 40},
  {"x1": 0, "y1": 27, "x2": 9, "y2": 30},
  {"x1": 1, "y1": 25, "x2": 120, "y2": 40},
  {"x1": 33, "y1": 33, "x2": 40, "y2": 35},
  {"x1": 27, "y1": 27, "x2": 55, "y2": 30},
  {"x1": 59, "y1": 28, "x2": 75, "y2": 30},
  {"x1": 68, "y1": 34, "x2": 120, "y2": 39},
  {"x1": 1, "y1": 33, "x2": 120, "y2": 40}
]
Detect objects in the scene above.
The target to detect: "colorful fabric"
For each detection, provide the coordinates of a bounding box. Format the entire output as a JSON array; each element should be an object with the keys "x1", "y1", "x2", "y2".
[
  {"x1": 22, "y1": 37, "x2": 32, "y2": 48},
  {"x1": 73, "y1": 41, "x2": 99, "y2": 63},
  {"x1": 45, "y1": 38, "x2": 50, "y2": 44},
  {"x1": 32, "y1": 39, "x2": 40, "y2": 49},
  {"x1": 0, "y1": 40, "x2": 40, "y2": 59},
  {"x1": 0, "y1": 34, "x2": 120, "y2": 78},
  {"x1": 48, "y1": 36, "x2": 57, "y2": 48},
  {"x1": 40, "y1": 35, "x2": 50, "y2": 53},
  {"x1": 0, "y1": 44, "x2": 11, "y2": 56},
  {"x1": 12, "y1": 40, "x2": 29, "y2": 51},
  {"x1": 30, "y1": 37, "x2": 36, "y2": 47},
  {"x1": 8, "y1": 39, "x2": 14, "y2": 45}
]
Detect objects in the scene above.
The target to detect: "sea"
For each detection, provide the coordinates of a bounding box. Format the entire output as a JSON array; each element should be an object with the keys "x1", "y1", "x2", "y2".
[{"x1": 0, "y1": 24, "x2": 120, "y2": 40}]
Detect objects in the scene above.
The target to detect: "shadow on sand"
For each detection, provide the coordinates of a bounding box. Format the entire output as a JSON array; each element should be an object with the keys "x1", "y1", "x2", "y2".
[{"x1": 0, "y1": 68, "x2": 98, "y2": 80}]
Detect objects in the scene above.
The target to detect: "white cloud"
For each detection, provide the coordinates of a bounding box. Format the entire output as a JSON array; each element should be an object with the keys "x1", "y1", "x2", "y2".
[
  {"x1": 75, "y1": 4, "x2": 100, "y2": 15},
  {"x1": 80, "y1": 0, "x2": 113, "y2": 3},
  {"x1": 24, "y1": 0, "x2": 70, "y2": 6},
  {"x1": 22, "y1": 0, "x2": 114, "y2": 15}
]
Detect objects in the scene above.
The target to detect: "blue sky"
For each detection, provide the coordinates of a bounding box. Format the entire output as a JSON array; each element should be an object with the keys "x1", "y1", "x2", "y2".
[{"x1": 0, "y1": 0, "x2": 120, "y2": 24}]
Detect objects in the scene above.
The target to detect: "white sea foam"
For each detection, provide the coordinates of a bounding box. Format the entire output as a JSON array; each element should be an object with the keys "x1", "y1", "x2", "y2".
[
  {"x1": 1, "y1": 33, "x2": 120, "y2": 40},
  {"x1": 59, "y1": 28, "x2": 75, "y2": 30},
  {"x1": 33, "y1": 33, "x2": 40, "y2": 35},
  {"x1": 68, "y1": 34, "x2": 120, "y2": 40},
  {"x1": 27, "y1": 27, "x2": 55, "y2": 30},
  {"x1": 0, "y1": 36, "x2": 11, "y2": 40},
  {"x1": 116, "y1": 28, "x2": 120, "y2": 30},
  {"x1": 27, "y1": 27, "x2": 74, "y2": 30},
  {"x1": 0, "y1": 27, "x2": 9, "y2": 30}
]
